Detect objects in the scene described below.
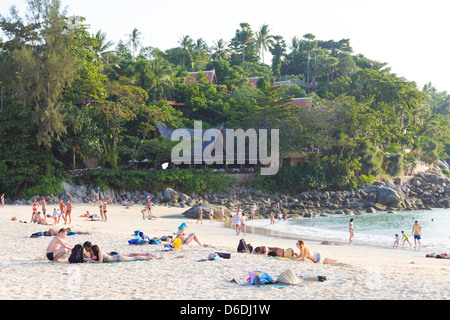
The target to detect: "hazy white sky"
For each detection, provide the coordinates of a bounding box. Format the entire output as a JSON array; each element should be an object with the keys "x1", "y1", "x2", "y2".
[{"x1": 2, "y1": 0, "x2": 449, "y2": 92}]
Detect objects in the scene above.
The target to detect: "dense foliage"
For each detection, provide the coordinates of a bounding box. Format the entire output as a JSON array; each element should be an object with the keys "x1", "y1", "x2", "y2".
[{"x1": 1, "y1": 0, "x2": 449, "y2": 198}]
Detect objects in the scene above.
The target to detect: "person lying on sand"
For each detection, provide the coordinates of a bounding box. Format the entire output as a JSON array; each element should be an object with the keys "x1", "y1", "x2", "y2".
[
  {"x1": 31, "y1": 227, "x2": 89, "y2": 238},
  {"x1": 85, "y1": 244, "x2": 153, "y2": 263},
  {"x1": 174, "y1": 223, "x2": 202, "y2": 245},
  {"x1": 45, "y1": 228, "x2": 72, "y2": 262},
  {"x1": 293, "y1": 240, "x2": 337, "y2": 264},
  {"x1": 253, "y1": 246, "x2": 295, "y2": 258}
]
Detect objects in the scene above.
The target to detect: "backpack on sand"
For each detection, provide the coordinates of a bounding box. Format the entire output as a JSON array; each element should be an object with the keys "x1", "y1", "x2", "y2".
[
  {"x1": 237, "y1": 239, "x2": 253, "y2": 253},
  {"x1": 69, "y1": 244, "x2": 85, "y2": 263}
]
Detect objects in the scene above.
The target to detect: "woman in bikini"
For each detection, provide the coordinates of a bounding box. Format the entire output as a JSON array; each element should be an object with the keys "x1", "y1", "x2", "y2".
[
  {"x1": 294, "y1": 240, "x2": 321, "y2": 263},
  {"x1": 175, "y1": 223, "x2": 202, "y2": 245},
  {"x1": 86, "y1": 245, "x2": 153, "y2": 263},
  {"x1": 30, "y1": 198, "x2": 39, "y2": 222}
]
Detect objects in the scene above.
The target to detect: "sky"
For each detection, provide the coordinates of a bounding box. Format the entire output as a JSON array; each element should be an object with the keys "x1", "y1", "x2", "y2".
[{"x1": 1, "y1": 0, "x2": 449, "y2": 93}]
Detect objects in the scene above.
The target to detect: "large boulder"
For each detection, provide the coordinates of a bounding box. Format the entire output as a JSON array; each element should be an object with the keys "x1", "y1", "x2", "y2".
[
  {"x1": 163, "y1": 188, "x2": 179, "y2": 202},
  {"x1": 182, "y1": 203, "x2": 231, "y2": 219},
  {"x1": 376, "y1": 187, "x2": 403, "y2": 206}
]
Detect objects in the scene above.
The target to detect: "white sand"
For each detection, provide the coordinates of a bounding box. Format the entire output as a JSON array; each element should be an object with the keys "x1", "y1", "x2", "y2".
[{"x1": 0, "y1": 203, "x2": 448, "y2": 300}]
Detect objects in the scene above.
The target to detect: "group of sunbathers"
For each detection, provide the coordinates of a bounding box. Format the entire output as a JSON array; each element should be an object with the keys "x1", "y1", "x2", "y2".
[{"x1": 253, "y1": 240, "x2": 336, "y2": 264}]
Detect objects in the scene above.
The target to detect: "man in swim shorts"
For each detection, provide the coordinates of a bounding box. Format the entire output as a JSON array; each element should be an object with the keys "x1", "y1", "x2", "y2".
[
  {"x1": 45, "y1": 229, "x2": 72, "y2": 262},
  {"x1": 412, "y1": 221, "x2": 421, "y2": 248}
]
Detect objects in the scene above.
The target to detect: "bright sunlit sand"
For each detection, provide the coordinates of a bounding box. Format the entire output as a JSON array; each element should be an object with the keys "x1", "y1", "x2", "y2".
[{"x1": 0, "y1": 204, "x2": 448, "y2": 300}]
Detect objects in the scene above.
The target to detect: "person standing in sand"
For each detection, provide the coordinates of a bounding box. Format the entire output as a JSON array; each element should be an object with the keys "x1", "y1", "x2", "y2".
[
  {"x1": 31, "y1": 198, "x2": 39, "y2": 221},
  {"x1": 412, "y1": 220, "x2": 422, "y2": 248},
  {"x1": 65, "y1": 199, "x2": 72, "y2": 224},
  {"x1": 1, "y1": 193, "x2": 4, "y2": 208},
  {"x1": 220, "y1": 206, "x2": 225, "y2": 222},
  {"x1": 45, "y1": 228, "x2": 72, "y2": 262},
  {"x1": 240, "y1": 212, "x2": 247, "y2": 236},
  {"x1": 41, "y1": 198, "x2": 47, "y2": 219},
  {"x1": 270, "y1": 211, "x2": 275, "y2": 225},
  {"x1": 102, "y1": 201, "x2": 108, "y2": 222},
  {"x1": 196, "y1": 207, "x2": 203, "y2": 224},
  {"x1": 209, "y1": 208, "x2": 214, "y2": 223},
  {"x1": 59, "y1": 200, "x2": 66, "y2": 224},
  {"x1": 99, "y1": 202, "x2": 104, "y2": 221},
  {"x1": 349, "y1": 218, "x2": 355, "y2": 244}
]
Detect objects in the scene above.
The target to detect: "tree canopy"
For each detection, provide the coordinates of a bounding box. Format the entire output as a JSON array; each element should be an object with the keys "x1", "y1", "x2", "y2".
[{"x1": 1, "y1": 0, "x2": 449, "y2": 198}]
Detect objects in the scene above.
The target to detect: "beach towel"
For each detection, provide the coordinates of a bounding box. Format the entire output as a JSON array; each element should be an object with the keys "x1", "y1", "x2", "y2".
[{"x1": 246, "y1": 271, "x2": 275, "y2": 285}]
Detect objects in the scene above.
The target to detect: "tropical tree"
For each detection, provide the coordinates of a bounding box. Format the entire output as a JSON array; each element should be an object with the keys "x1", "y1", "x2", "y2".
[
  {"x1": 268, "y1": 35, "x2": 286, "y2": 80},
  {"x1": 126, "y1": 27, "x2": 143, "y2": 59},
  {"x1": 255, "y1": 24, "x2": 273, "y2": 65},
  {"x1": 178, "y1": 34, "x2": 194, "y2": 68},
  {"x1": 92, "y1": 30, "x2": 114, "y2": 69},
  {"x1": 211, "y1": 39, "x2": 229, "y2": 60}
]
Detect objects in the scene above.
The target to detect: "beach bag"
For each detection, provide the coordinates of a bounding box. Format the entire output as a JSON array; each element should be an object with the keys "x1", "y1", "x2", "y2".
[
  {"x1": 247, "y1": 271, "x2": 275, "y2": 285},
  {"x1": 237, "y1": 239, "x2": 253, "y2": 253},
  {"x1": 215, "y1": 252, "x2": 231, "y2": 259},
  {"x1": 69, "y1": 244, "x2": 85, "y2": 263}
]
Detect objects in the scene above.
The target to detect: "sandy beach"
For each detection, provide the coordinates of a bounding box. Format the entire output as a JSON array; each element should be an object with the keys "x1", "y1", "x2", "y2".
[{"x1": 0, "y1": 203, "x2": 448, "y2": 301}]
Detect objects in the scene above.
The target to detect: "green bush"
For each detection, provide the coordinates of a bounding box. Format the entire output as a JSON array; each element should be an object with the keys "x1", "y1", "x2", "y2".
[
  {"x1": 85, "y1": 168, "x2": 235, "y2": 195},
  {"x1": 250, "y1": 156, "x2": 360, "y2": 193},
  {"x1": 21, "y1": 173, "x2": 66, "y2": 199}
]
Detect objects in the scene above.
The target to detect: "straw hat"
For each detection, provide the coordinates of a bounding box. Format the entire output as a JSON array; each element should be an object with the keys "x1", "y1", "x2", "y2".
[{"x1": 277, "y1": 268, "x2": 302, "y2": 285}]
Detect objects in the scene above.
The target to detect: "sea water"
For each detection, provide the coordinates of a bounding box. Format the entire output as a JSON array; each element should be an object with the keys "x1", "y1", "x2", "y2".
[{"x1": 246, "y1": 208, "x2": 450, "y2": 252}]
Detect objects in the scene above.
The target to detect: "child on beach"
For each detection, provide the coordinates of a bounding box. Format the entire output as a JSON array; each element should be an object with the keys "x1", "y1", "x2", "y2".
[
  {"x1": 401, "y1": 231, "x2": 412, "y2": 247},
  {"x1": 240, "y1": 212, "x2": 247, "y2": 236},
  {"x1": 393, "y1": 234, "x2": 400, "y2": 248},
  {"x1": 233, "y1": 210, "x2": 241, "y2": 235},
  {"x1": 52, "y1": 208, "x2": 58, "y2": 224}
]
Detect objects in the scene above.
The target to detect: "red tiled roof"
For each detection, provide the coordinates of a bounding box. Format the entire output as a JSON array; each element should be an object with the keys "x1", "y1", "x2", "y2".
[
  {"x1": 247, "y1": 77, "x2": 264, "y2": 88},
  {"x1": 289, "y1": 97, "x2": 312, "y2": 111},
  {"x1": 185, "y1": 69, "x2": 217, "y2": 85}
]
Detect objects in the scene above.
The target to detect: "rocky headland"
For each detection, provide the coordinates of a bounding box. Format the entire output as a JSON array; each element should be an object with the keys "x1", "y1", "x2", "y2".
[{"x1": 11, "y1": 168, "x2": 450, "y2": 220}]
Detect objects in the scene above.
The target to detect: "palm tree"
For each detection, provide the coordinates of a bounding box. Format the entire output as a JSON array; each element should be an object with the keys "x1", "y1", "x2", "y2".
[
  {"x1": 92, "y1": 30, "x2": 114, "y2": 69},
  {"x1": 211, "y1": 39, "x2": 229, "y2": 60},
  {"x1": 238, "y1": 23, "x2": 251, "y2": 64},
  {"x1": 178, "y1": 35, "x2": 194, "y2": 68},
  {"x1": 255, "y1": 24, "x2": 274, "y2": 65},
  {"x1": 126, "y1": 27, "x2": 143, "y2": 59},
  {"x1": 151, "y1": 56, "x2": 173, "y2": 100}
]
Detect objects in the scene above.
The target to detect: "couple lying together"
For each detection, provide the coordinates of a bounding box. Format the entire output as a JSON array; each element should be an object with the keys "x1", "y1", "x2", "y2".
[
  {"x1": 253, "y1": 240, "x2": 336, "y2": 264},
  {"x1": 82, "y1": 241, "x2": 154, "y2": 263}
]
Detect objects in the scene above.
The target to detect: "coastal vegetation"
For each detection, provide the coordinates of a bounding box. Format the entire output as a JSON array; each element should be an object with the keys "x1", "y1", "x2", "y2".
[{"x1": 1, "y1": 0, "x2": 450, "y2": 199}]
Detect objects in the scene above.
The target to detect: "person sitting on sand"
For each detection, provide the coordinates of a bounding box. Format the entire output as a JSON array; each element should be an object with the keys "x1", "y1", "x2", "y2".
[
  {"x1": 31, "y1": 211, "x2": 51, "y2": 225},
  {"x1": 253, "y1": 246, "x2": 294, "y2": 258},
  {"x1": 45, "y1": 228, "x2": 72, "y2": 262},
  {"x1": 85, "y1": 244, "x2": 153, "y2": 263},
  {"x1": 175, "y1": 223, "x2": 202, "y2": 245}
]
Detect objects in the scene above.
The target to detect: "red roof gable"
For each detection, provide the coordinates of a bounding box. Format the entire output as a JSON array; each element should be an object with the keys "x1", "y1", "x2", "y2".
[
  {"x1": 247, "y1": 77, "x2": 264, "y2": 88},
  {"x1": 289, "y1": 97, "x2": 312, "y2": 111},
  {"x1": 184, "y1": 69, "x2": 218, "y2": 85}
]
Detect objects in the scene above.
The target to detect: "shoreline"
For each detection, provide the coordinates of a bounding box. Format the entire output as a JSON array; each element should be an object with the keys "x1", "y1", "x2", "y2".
[{"x1": 0, "y1": 204, "x2": 449, "y2": 300}]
